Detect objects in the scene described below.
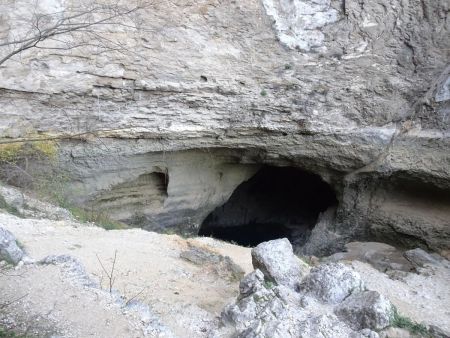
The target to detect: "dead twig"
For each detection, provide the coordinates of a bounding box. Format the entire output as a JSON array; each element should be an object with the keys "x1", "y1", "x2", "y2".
[
  {"x1": 95, "y1": 250, "x2": 118, "y2": 293},
  {"x1": 0, "y1": 293, "x2": 28, "y2": 310},
  {"x1": 124, "y1": 286, "x2": 148, "y2": 307}
]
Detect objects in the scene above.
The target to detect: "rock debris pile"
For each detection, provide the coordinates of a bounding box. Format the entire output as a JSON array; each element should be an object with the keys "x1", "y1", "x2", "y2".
[{"x1": 219, "y1": 239, "x2": 396, "y2": 338}]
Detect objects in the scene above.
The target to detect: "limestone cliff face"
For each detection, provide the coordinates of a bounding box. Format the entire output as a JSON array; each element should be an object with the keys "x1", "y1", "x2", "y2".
[{"x1": 0, "y1": 0, "x2": 449, "y2": 252}]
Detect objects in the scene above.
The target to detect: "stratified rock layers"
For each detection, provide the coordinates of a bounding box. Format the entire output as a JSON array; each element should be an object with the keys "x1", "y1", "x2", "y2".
[{"x1": 0, "y1": 0, "x2": 449, "y2": 252}]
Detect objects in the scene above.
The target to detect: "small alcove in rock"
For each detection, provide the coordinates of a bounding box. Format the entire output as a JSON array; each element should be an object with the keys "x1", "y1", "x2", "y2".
[{"x1": 198, "y1": 166, "x2": 337, "y2": 247}]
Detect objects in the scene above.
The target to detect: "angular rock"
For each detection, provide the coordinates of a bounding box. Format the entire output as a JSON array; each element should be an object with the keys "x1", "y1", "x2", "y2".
[
  {"x1": 238, "y1": 269, "x2": 265, "y2": 299},
  {"x1": 325, "y1": 242, "x2": 415, "y2": 273},
  {"x1": 403, "y1": 248, "x2": 442, "y2": 268},
  {"x1": 220, "y1": 261, "x2": 378, "y2": 337},
  {"x1": 300, "y1": 263, "x2": 364, "y2": 303},
  {"x1": 379, "y1": 327, "x2": 415, "y2": 338},
  {"x1": 0, "y1": 226, "x2": 23, "y2": 265},
  {"x1": 221, "y1": 284, "x2": 302, "y2": 338},
  {"x1": 428, "y1": 324, "x2": 450, "y2": 338},
  {"x1": 298, "y1": 207, "x2": 343, "y2": 257},
  {"x1": 251, "y1": 238, "x2": 305, "y2": 290},
  {"x1": 180, "y1": 245, "x2": 245, "y2": 281},
  {"x1": 221, "y1": 266, "x2": 304, "y2": 337},
  {"x1": 296, "y1": 314, "x2": 367, "y2": 338},
  {"x1": 0, "y1": 184, "x2": 73, "y2": 221},
  {"x1": 335, "y1": 291, "x2": 393, "y2": 331},
  {"x1": 358, "y1": 328, "x2": 380, "y2": 338},
  {"x1": 40, "y1": 254, "x2": 97, "y2": 288}
]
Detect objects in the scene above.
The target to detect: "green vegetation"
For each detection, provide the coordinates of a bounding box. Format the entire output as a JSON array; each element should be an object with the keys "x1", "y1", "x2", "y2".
[
  {"x1": 67, "y1": 206, "x2": 129, "y2": 231},
  {"x1": 0, "y1": 143, "x2": 23, "y2": 163},
  {"x1": 263, "y1": 280, "x2": 275, "y2": 289},
  {"x1": 0, "y1": 328, "x2": 14, "y2": 337},
  {"x1": 33, "y1": 170, "x2": 72, "y2": 209},
  {"x1": 15, "y1": 239, "x2": 25, "y2": 251},
  {"x1": 0, "y1": 138, "x2": 58, "y2": 164},
  {"x1": 161, "y1": 228, "x2": 190, "y2": 238},
  {"x1": 391, "y1": 307, "x2": 430, "y2": 337},
  {"x1": 0, "y1": 134, "x2": 129, "y2": 233},
  {"x1": 260, "y1": 89, "x2": 267, "y2": 97},
  {"x1": 284, "y1": 64, "x2": 292, "y2": 70},
  {"x1": 0, "y1": 134, "x2": 59, "y2": 192},
  {"x1": 0, "y1": 327, "x2": 26, "y2": 338},
  {"x1": 253, "y1": 294, "x2": 262, "y2": 302}
]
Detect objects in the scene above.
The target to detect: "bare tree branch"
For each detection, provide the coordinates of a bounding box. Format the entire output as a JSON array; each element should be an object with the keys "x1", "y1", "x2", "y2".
[
  {"x1": 0, "y1": 293, "x2": 28, "y2": 310},
  {"x1": 0, "y1": 2, "x2": 145, "y2": 66}
]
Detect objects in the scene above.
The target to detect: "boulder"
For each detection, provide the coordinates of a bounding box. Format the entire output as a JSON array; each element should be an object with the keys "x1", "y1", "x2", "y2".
[
  {"x1": 335, "y1": 291, "x2": 393, "y2": 331},
  {"x1": 403, "y1": 248, "x2": 442, "y2": 268},
  {"x1": 300, "y1": 263, "x2": 364, "y2": 303},
  {"x1": 221, "y1": 280, "x2": 362, "y2": 338},
  {"x1": 238, "y1": 269, "x2": 265, "y2": 299},
  {"x1": 0, "y1": 226, "x2": 23, "y2": 265},
  {"x1": 180, "y1": 245, "x2": 245, "y2": 281},
  {"x1": 296, "y1": 314, "x2": 376, "y2": 338},
  {"x1": 325, "y1": 242, "x2": 415, "y2": 273},
  {"x1": 251, "y1": 238, "x2": 305, "y2": 290},
  {"x1": 218, "y1": 255, "x2": 407, "y2": 338}
]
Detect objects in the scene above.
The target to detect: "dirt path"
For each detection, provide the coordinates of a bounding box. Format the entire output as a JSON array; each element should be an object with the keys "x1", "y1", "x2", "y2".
[{"x1": 0, "y1": 213, "x2": 252, "y2": 337}]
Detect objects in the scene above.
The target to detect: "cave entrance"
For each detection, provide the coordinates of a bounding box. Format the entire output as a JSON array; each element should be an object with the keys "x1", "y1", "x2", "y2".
[{"x1": 198, "y1": 166, "x2": 337, "y2": 247}]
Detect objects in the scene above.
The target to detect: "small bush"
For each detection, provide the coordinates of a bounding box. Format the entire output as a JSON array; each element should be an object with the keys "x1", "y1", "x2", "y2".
[
  {"x1": 31, "y1": 140, "x2": 58, "y2": 159},
  {"x1": 0, "y1": 136, "x2": 58, "y2": 188},
  {"x1": 68, "y1": 206, "x2": 129, "y2": 231},
  {"x1": 0, "y1": 143, "x2": 24, "y2": 163},
  {"x1": 263, "y1": 280, "x2": 275, "y2": 289},
  {"x1": 260, "y1": 89, "x2": 267, "y2": 97},
  {"x1": 0, "y1": 139, "x2": 57, "y2": 164},
  {"x1": 391, "y1": 307, "x2": 430, "y2": 337},
  {"x1": 0, "y1": 327, "x2": 26, "y2": 338}
]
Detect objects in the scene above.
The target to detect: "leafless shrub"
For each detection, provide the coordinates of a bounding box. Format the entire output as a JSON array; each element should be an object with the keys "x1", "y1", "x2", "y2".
[{"x1": 96, "y1": 250, "x2": 118, "y2": 293}]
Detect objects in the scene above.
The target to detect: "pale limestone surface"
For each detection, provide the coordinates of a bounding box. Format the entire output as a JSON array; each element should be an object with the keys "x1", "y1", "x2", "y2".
[{"x1": 0, "y1": 0, "x2": 449, "y2": 251}]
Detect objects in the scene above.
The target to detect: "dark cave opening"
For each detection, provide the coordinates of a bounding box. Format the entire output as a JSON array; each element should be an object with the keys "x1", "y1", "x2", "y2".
[{"x1": 198, "y1": 166, "x2": 338, "y2": 247}]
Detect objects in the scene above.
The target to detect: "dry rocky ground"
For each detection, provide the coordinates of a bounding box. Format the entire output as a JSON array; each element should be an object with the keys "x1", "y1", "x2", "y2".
[
  {"x1": 0, "y1": 1, "x2": 449, "y2": 337},
  {"x1": 0, "y1": 188, "x2": 449, "y2": 338}
]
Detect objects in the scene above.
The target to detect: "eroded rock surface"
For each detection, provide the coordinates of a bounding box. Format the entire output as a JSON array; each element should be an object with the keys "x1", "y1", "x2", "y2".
[
  {"x1": 251, "y1": 238, "x2": 307, "y2": 289},
  {"x1": 0, "y1": 0, "x2": 449, "y2": 252},
  {"x1": 262, "y1": 0, "x2": 339, "y2": 51},
  {"x1": 220, "y1": 241, "x2": 393, "y2": 338},
  {"x1": 403, "y1": 248, "x2": 444, "y2": 268},
  {"x1": 300, "y1": 263, "x2": 365, "y2": 304},
  {"x1": 335, "y1": 291, "x2": 392, "y2": 331}
]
